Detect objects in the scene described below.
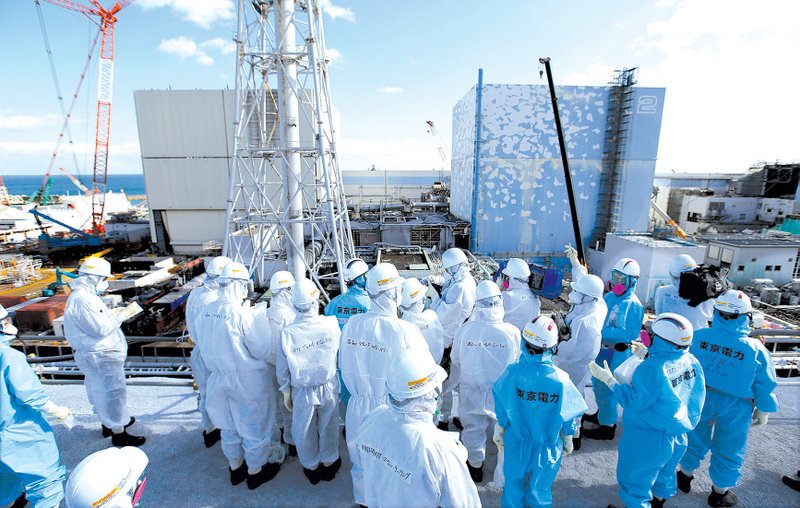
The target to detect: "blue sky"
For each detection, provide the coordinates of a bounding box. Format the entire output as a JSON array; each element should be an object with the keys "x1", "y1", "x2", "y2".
[{"x1": 1, "y1": 0, "x2": 798, "y2": 177}]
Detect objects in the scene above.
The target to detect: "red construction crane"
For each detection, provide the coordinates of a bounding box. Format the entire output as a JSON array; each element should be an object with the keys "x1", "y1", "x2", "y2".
[{"x1": 41, "y1": 0, "x2": 134, "y2": 234}]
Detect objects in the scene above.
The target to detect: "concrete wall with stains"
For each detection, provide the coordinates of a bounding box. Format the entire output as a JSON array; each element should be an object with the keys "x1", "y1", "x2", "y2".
[{"x1": 451, "y1": 83, "x2": 665, "y2": 260}]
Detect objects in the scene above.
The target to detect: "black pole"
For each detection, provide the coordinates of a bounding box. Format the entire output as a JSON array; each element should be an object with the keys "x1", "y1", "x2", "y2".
[{"x1": 539, "y1": 57, "x2": 585, "y2": 265}]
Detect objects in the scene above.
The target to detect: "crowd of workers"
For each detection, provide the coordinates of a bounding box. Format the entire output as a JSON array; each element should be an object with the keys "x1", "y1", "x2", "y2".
[{"x1": 0, "y1": 245, "x2": 784, "y2": 507}]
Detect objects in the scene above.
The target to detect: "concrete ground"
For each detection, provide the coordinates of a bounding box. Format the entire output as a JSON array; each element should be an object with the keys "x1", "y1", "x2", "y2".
[{"x1": 44, "y1": 381, "x2": 800, "y2": 508}]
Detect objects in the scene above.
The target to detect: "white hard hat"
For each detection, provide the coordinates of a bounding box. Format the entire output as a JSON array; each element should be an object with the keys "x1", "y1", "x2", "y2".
[
  {"x1": 292, "y1": 278, "x2": 320, "y2": 306},
  {"x1": 366, "y1": 263, "x2": 402, "y2": 294},
  {"x1": 401, "y1": 278, "x2": 427, "y2": 307},
  {"x1": 65, "y1": 446, "x2": 149, "y2": 508},
  {"x1": 669, "y1": 254, "x2": 697, "y2": 278},
  {"x1": 0, "y1": 304, "x2": 7, "y2": 321},
  {"x1": 612, "y1": 258, "x2": 640, "y2": 277},
  {"x1": 206, "y1": 256, "x2": 232, "y2": 277},
  {"x1": 386, "y1": 348, "x2": 447, "y2": 401},
  {"x1": 78, "y1": 258, "x2": 112, "y2": 278},
  {"x1": 441, "y1": 248, "x2": 468, "y2": 269},
  {"x1": 522, "y1": 315, "x2": 559, "y2": 349},
  {"x1": 571, "y1": 274, "x2": 605, "y2": 299},
  {"x1": 714, "y1": 290, "x2": 753, "y2": 315},
  {"x1": 270, "y1": 270, "x2": 295, "y2": 290},
  {"x1": 651, "y1": 312, "x2": 694, "y2": 347},
  {"x1": 343, "y1": 258, "x2": 369, "y2": 283},
  {"x1": 476, "y1": 280, "x2": 502, "y2": 301},
  {"x1": 502, "y1": 258, "x2": 531, "y2": 280},
  {"x1": 220, "y1": 261, "x2": 250, "y2": 281}
]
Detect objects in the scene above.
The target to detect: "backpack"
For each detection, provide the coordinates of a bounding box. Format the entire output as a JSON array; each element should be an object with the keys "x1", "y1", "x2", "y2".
[{"x1": 678, "y1": 264, "x2": 731, "y2": 307}]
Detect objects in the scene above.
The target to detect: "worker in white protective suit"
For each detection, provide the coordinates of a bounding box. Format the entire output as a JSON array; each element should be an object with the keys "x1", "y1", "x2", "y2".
[
  {"x1": 554, "y1": 246, "x2": 608, "y2": 450},
  {"x1": 654, "y1": 254, "x2": 714, "y2": 331},
  {"x1": 260, "y1": 270, "x2": 297, "y2": 455},
  {"x1": 65, "y1": 446, "x2": 148, "y2": 508},
  {"x1": 185, "y1": 255, "x2": 231, "y2": 448},
  {"x1": 355, "y1": 347, "x2": 481, "y2": 508},
  {"x1": 196, "y1": 262, "x2": 284, "y2": 490},
  {"x1": 339, "y1": 262, "x2": 430, "y2": 506},
  {"x1": 451, "y1": 280, "x2": 520, "y2": 484},
  {"x1": 400, "y1": 277, "x2": 444, "y2": 363},
  {"x1": 277, "y1": 278, "x2": 342, "y2": 485},
  {"x1": 429, "y1": 247, "x2": 477, "y2": 430},
  {"x1": 64, "y1": 258, "x2": 145, "y2": 447},
  {"x1": 500, "y1": 258, "x2": 541, "y2": 331}
]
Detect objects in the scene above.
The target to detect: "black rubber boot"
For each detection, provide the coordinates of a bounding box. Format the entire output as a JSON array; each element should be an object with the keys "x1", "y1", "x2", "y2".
[
  {"x1": 436, "y1": 420, "x2": 449, "y2": 431},
  {"x1": 10, "y1": 492, "x2": 27, "y2": 508},
  {"x1": 582, "y1": 411, "x2": 600, "y2": 426},
  {"x1": 229, "y1": 462, "x2": 248, "y2": 486},
  {"x1": 572, "y1": 435, "x2": 582, "y2": 451},
  {"x1": 247, "y1": 462, "x2": 280, "y2": 490},
  {"x1": 101, "y1": 416, "x2": 135, "y2": 438},
  {"x1": 783, "y1": 473, "x2": 800, "y2": 492},
  {"x1": 203, "y1": 428, "x2": 221, "y2": 448},
  {"x1": 319, "y1": 457, "x2": 342, "y2": 482},
  {"x1": 111, "y1": 430, "x2": 146, "y2": 447},
  {"x1": 677, "y1": 469, "x2": 693, "y2": 493},
  {"x1": 288, "y1": 444, "x2": 298, "y2": 457},
  {"x1": 582, "y1": 424, "x2": 616, "y2": 441},
  {"x1": 650, "y1": 496, "x2": 665, "y2": 508},
  {"x1": 452, "y1": 417, "x2": 464, "y2": 431},
  {"x1": 708, "y1": 489, "x2": 738, "y2": 507},
  {"x1": 467, "y1": 462, "x2": 483, "y2": 483},
  {"x1": 303, "y1": 466, "x2": 322, "y2": 485}
]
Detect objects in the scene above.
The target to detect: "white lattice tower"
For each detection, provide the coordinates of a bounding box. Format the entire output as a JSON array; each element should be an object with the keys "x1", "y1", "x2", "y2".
[{"x1": 223, "y1": 0, "x2": 354, "y2": 295}]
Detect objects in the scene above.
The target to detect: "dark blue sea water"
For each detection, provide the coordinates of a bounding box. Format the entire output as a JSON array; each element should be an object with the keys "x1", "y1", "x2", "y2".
[{"x1": 2, "y1": 174, "x2": 145, "y2": 197}]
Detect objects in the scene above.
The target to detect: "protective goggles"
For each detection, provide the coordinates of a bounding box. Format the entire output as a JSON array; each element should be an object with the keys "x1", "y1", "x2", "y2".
[
  {"x1": 609, "y1": 270, "x2": 627, "y2": 286},
  {"x1": 717, "y1": 310, "x2": 749, "y2": 321}
]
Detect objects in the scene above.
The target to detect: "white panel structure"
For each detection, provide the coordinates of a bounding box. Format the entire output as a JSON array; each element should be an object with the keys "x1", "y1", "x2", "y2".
[{"x1": 224, "y1": 0, "x2": 353, "y2": 292}]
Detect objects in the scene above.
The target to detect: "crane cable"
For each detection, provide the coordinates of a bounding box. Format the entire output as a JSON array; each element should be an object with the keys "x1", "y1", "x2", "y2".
[{"x1": 34, "y1": 0, "x2": 97, "y2": 182}]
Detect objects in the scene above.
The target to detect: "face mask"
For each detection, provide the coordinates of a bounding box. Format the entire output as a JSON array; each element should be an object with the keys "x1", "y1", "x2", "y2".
[
  {"x1": 639, "y1": 329, "x2": 652, "y2": 347},
  {"x1": 96, "y1": 280, "x2": 109, "y2": 294},
  {"x1": 501, "y1": 277, "x2": 511, "y2": 290},
  {"x1": 568, "y1": 291, "x2": 585, "y2": 305},
  {"x1": 609, "y1": 282, "x2": 627, "y2": 296}
]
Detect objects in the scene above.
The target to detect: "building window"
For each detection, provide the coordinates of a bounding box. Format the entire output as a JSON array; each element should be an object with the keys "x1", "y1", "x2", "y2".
[
  {"x1": 721, "y1": 248, "x2": 734, "y2": 264},
  {"x1": 765, "y1": 265, "x2": 773, "y2": 271},
  {"x1": 752, "y1": 258, "x2": 757, "y2": 262},
  {"x1": 775, "y1": 265, "x2": 782, "y2": 271},
  {"x1": 789, "y1": 258, "x2": 793, "y2": 262},
  {"x1": 738, "y1": 265, "x2": 745, "y2": 271},
  {"x1": 738, "y1": 214, "x2": 746, "y2": 220},
  {"x1": 707, "y1": 245, "x2": 720, "y2": 259}
]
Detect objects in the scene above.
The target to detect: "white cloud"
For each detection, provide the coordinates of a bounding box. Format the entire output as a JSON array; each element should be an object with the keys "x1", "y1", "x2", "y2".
[
  {"x1": 563, "y1": 60, "x2": 616, "y2": 86},
  {"x1": 137, "y1": 0, "x2": 234, "y2": 29},
  {"x1": 200, "y1": 37, "x2": 236, "y2": 55},
  {"x1": 159, "y1": 37, "x2": 214, "y2": 65},
  {"x1": 377, "y1": 87, "x2": 403, "y2": 95},
  {"x1": 325, "y1": 48, "x2": 343, "y2": 65},
  {"x1": 0, "y1": 114, "x2": 59, "y2": 130},
  {"x1": 319, "y1": 0, "x2": 355, "y2": 22},
  {"x1": 633, "y1": 0, "x2": 800, "y2": 172}
]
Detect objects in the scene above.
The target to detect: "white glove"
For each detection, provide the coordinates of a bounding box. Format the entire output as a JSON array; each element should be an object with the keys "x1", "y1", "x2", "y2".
[
  {"x1": 492, "y1": 424, "x2": 505, "y2": 452},
  {"x1": 428, "y1": 274, "x2": 445, "y2": 287},
  {"x1": 589, "y1": 360, "x2": 618, "y2": 389},
  {"x1": 561, "y1": 432, "x2": 574, "y2": 455},
  {"x1": 112, "y1": 302, "x2": 143, "y2": 323},
  {"x1": 282, "y1": 390, "x2": 293, "y2": 412},
  {"x1": 631, "y1": 340, "x2": 648, "y2": 360},
  {"x1": 751, "y1": 408, "x2": 769, "y2": 428},
  {"x1": 43, "y1": 400, "x2": 72, "y2": 421},
  {"x1": 564, "y1": 245, "x2": 580, "y2": 267}
]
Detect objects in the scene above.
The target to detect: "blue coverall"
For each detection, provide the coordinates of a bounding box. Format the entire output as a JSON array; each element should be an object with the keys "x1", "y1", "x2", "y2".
[
  {"x1": 0, "y1": 337, "x2": 66, "y2": 507},
  {"x1": 325, "y1": 279, "x2": 370, "y2": 405},
  {"x1": 493, "y1": 342, "x2": 587, "y2": 508},
  {"x1": 678, "y1": 312, "x2": 779, "y2": 489},
  {"x1": 613, "y1": 337, "x2": 706, "y2": 508},
  {"x1": 592, "y1": 285, "x2": 644, "y2": 426}
]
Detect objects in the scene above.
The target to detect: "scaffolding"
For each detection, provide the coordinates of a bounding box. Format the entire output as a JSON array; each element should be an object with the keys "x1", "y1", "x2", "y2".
[
  {"x1": 223, "y1": 0, "x2": 354, "y2": 295},
  {"x1": 0, "y1": 254, "x2": 44, "y2": 286},
  {"x1": 591, "y1": 67, "x2": 638, "y2": 248}
]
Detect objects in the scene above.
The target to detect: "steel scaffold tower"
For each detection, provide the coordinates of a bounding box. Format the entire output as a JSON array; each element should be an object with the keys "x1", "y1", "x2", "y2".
[{"x1": 223, "y1": 0, "x2": 354, "y2": 296}]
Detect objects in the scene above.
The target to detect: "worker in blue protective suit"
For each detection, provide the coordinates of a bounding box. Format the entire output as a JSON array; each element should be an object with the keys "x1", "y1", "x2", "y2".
[
  {"x1": 186, "y1": 255, "x2": 231, "y2": 448},
  {"x1": 584, "y1": 257, "x2": 645, "y2": 441},
  {"x1": 590, "y1": 312, "x2": 706, "y2": 508},
  {"x1": 0, "y1": 304, "x2": 71, "y2": 508},
  {"x1": 677, "y1": 290, "x2": 779, "y2": 508},
  {"x1": 324, "y1": 258, "x2": 370, "y2": 410},
  {"x1": 493, "y1": 315, "x2": 587, "y2": 508}
]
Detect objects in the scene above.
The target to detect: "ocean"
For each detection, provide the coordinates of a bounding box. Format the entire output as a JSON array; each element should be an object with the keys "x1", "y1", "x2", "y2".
[{"x1": 2, "y1": 174, "x2": 146, "y2": 197}]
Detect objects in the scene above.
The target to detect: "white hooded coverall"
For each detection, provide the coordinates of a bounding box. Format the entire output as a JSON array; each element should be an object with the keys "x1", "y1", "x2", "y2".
[
  {"x1": 339, "y1": 293, "x2": 429, "y2": 505},
  {"x1": 185, "y1": 276, "x2": 221, "y2": 431},
  {"x1": 400, "y1": 305, "x2": 445, "y2": 364},
  {"x1": 452, "y1": 304, "x2": 520, "y2": 477},
  {"x1": 261, "y1": 290, "x2": 297, "y2": 445},
  {"x1": 355, "y1": 404, "x2": 481, "y2": 508},
  {"x1": 430, "y1": 264, "x2": 477, "y2": 348},
  {"x1": 276, "y1": 311, "x2": 341, "y2": 469},
  {"x1": 501, "y1": 278, "x2": 541, "y2": 332},
  {"x1": 653, "y1": 282, "x2": 714, "y2": 331},
  {"x1": 197, "y1": 283, "x2": 284, "y2": 471},
  {"x1": 64, "y1": 276, "x2": 130, "y2": 430}
]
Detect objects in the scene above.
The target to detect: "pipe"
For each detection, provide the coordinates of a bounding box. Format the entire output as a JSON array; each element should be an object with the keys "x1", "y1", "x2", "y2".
[
  {"x1": 469, "y1": 68, "x2": 484, "y2": 253},
  {"x1": 539, "y1": 57, "x2": 585, "y2": 265}
]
